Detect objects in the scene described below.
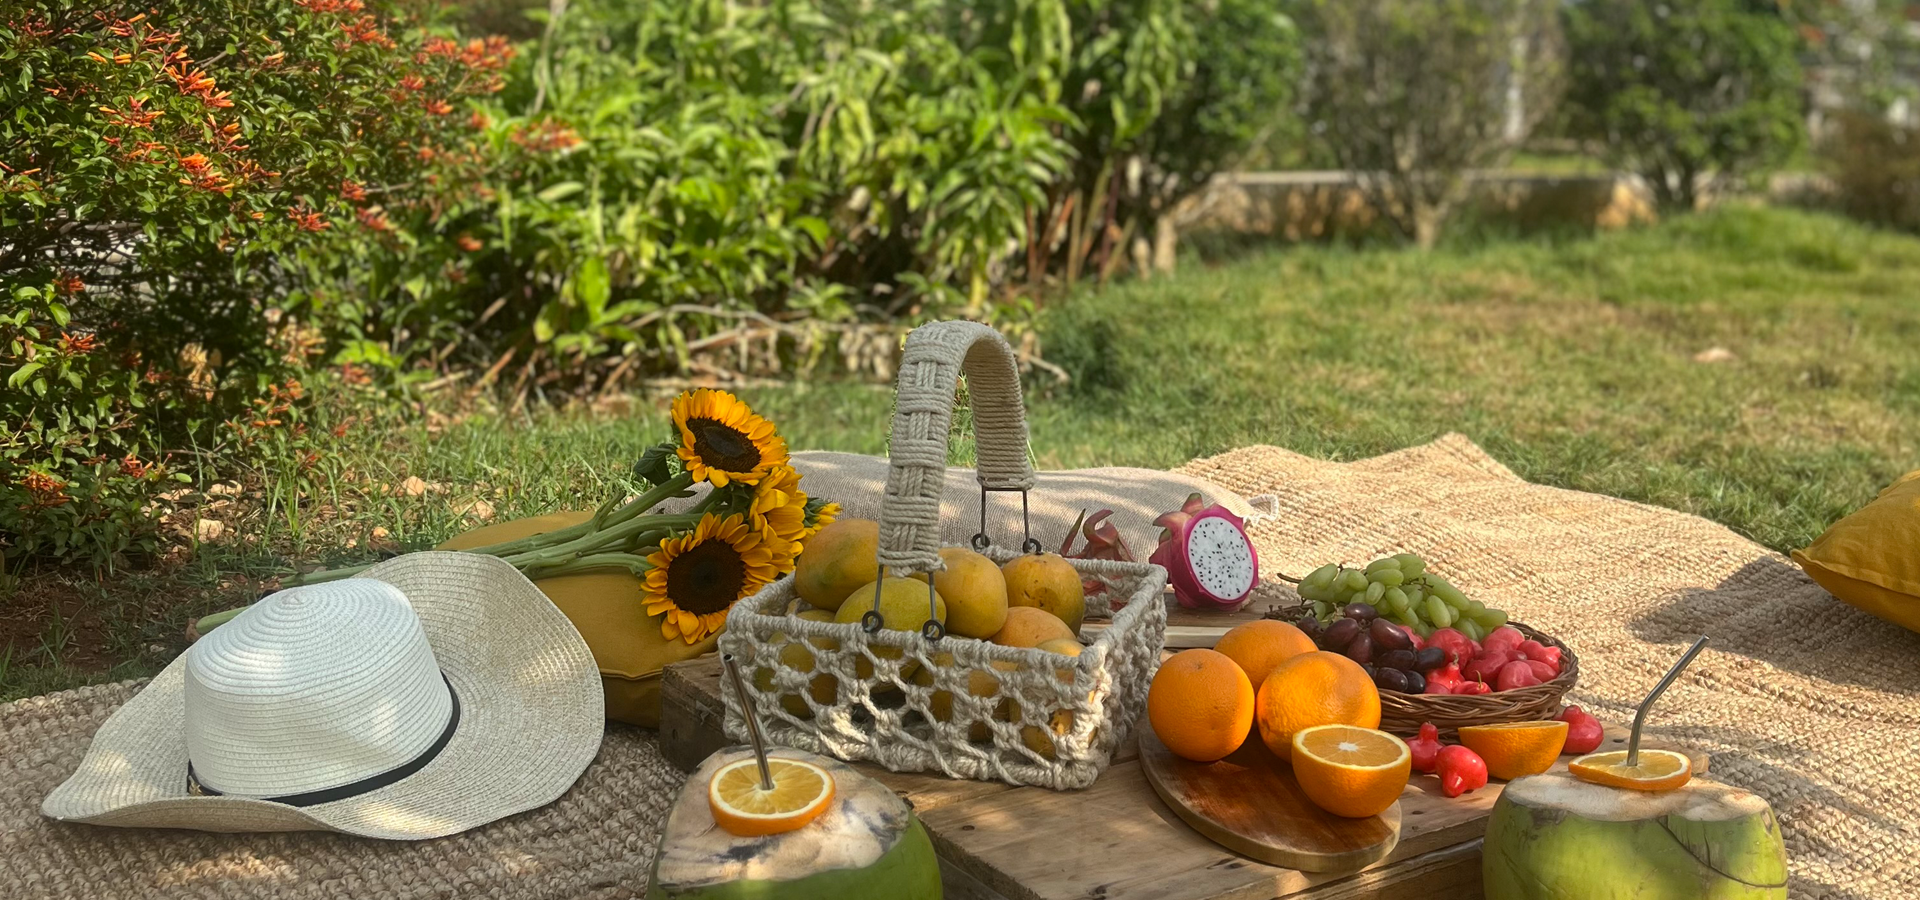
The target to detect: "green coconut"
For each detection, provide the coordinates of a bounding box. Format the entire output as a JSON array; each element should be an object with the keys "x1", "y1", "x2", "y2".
[
  {"x1": 647, "y1": 747, "x2": 942, "y2": 900},
  {"x1": 1484, "y1": 772, "x2": 1787, "y2": 900}
]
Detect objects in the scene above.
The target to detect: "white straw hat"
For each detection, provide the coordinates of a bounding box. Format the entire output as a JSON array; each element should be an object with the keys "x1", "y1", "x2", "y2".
[{"x1": 41, "y1": 551, "x2": 603, "y2": 840}]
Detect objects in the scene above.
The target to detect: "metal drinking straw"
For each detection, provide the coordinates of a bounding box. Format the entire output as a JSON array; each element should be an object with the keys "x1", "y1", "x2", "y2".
[
  {"x1": 722, "y1": 653, "x2": 775, "y2": 791},
  {"x1": 1626, "y1": 635, "x2": 1709, "y2": 767}
]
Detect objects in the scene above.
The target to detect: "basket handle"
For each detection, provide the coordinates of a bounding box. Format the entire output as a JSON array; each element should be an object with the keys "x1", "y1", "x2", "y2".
[{"x1": 877, "y1": 321, "x2": 1036, "y2": 575}]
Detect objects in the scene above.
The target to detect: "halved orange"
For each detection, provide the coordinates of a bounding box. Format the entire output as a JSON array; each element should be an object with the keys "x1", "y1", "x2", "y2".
[
  {"x1": 1290, "y1": 724, "x2": 1411, "y2": 819},
  {"x1": 1457, "y1": 720, "x2": 1568, "y2": 781},
  {"x1": 707, "y1": 757, "x2": 836, "y2": 836},
  {"x1": 1568, "y1": 749, "x2": 1693, "y2": 792}
]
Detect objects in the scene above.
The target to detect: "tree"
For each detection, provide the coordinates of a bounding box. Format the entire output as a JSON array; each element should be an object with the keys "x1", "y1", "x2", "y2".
[
  {"x1": 1562, "y1": 0, "x2": 1805, "y2": 211},
  {"x1": 1289, "y1": 0, "x2": 1562, "y2": 249}
]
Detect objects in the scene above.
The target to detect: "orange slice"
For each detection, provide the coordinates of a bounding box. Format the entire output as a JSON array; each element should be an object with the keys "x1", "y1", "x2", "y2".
[
  {"x1": 1290, "y1": 724, "x2": 1411, "y2": 819},
  {"x1": 1457, "y1": 720, "x2": 1569, "y2": 781},
  {"x1": 707, "y1": 757, "x2": 836, "y2": 836},
  {"x1": 1568, "y1": 749, "x2": 1693, "y2": 792}
]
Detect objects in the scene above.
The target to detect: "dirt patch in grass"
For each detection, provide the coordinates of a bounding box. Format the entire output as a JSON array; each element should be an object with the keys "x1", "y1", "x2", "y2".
[{"x1": 0, "y1": 578, "x2": 120, "y2": 675}]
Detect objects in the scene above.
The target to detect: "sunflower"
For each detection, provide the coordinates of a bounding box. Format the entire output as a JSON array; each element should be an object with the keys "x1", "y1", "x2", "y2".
[
  {"x1": 643, "y1": 513, "x2": 784, "y2": 644},
  {"x1": 672, "y1": 389, "x2": 789, "y2": 488},
  {"x1": 750, "y1": 465, "x2": 810, "y2": 547},
  {"x1": 802, "y1": 500, "x2": 840, "y2": 540}
]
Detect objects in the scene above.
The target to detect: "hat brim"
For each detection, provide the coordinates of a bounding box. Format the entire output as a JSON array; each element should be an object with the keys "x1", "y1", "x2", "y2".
[{"x1": 40, "y1": 552, "x2": 604, "y2": 840}]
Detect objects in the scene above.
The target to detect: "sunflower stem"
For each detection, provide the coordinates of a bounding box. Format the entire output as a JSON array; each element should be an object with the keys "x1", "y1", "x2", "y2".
[
  {"x1": 206, "y1": 474, "x2": 716, "y2": 640},
  {"x1": 523, "y1": 553, "x2": 655, "y2": 579},
  {"x1": 285, "y1": 561, "x2": 377, "y2": 587},
  {"x1": 500, "y1": 515, "x2": 700, "y2": 567},
  {"x1": 457, "y1": 473, "x2": 696, "y2": 557}
]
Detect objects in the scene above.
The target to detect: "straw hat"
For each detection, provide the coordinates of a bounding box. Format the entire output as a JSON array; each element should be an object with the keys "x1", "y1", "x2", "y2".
[{"x1": 41, "y1": 551, "x2": 604, "y2": 840}]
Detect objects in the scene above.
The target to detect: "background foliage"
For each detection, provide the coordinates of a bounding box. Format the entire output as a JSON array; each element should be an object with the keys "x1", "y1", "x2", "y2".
[
  {"x1": 1561, "y1": 0, "x2": 1805, "y2": 211},
  {"x1": 1288, "y1": 0, "x2": 1563, "y2": 249},
  {"x1": 2, "y1": 0, "x2": 1294, "y2": 563}
]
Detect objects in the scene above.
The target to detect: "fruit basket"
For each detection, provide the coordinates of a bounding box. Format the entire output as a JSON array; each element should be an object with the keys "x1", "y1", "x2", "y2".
[
  {"x1": 1275, "y1": 604, "x2": 1579, "y2": 740},
  {"x1": 720, "y1": 320, "x2": 1169, "y2": 790}
]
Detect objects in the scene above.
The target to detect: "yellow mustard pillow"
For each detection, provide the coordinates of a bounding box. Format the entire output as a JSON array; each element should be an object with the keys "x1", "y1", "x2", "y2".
[
  {"x1": 1793, "y1": 470, "x2": 1920, "y2": 634},
  {"x1": 440, "y1": 511, "x2": 717, "y2": 727}
]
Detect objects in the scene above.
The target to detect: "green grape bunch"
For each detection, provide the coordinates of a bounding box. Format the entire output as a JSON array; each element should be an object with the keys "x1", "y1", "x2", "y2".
[{"x1": 1294, "y1": 553, "x2": 1508, "y2": 641}]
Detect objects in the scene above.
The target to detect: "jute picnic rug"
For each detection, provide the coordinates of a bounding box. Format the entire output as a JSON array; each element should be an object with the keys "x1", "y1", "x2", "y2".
[
  {"x1": 2, "y1": 434, "x2": 1912, "y2": 897},
  {"x1": 1180, "y1": 434, "x2": 1920, "y2": 900},
  {"x1": 1, "y1": 684, "x2": 684, "y2": 899}
]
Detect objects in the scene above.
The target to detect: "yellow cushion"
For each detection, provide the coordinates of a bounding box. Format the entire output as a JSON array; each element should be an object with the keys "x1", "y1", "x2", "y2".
[
  {"x1": 1793, "y1": 470, "x2": 1920, "y2": 634},
  {"x1": 439, "y1": 511, "x2": 718, "y2": 727}
]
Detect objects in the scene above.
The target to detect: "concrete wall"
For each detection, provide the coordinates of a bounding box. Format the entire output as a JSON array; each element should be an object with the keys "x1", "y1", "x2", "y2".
[{"x1": 1171, "y1": 171, "x2": 1658, "y2": 243}]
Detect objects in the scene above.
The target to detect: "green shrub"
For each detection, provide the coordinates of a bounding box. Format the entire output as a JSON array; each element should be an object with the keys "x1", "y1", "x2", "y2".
[
  {"x1": 970, "y1": 0, "x2": 1300, "y2": 281},
  {"x1": 2, "y1": 0, "x2": 1299, "y2": 562},
  {"x1": 1289, "y1": 0, "x2": 1563, "y2": 249},
  {"x1": 1825, "y1": 110, "x2": 1920, "y2": 232},
  {"x1": 316, "y1": 0, "x2": 1078, "y2": 386},
  {"x1": 0, "y1": 0, "x2": 492, "y2": 562},
  {"x1": 1562, "y1": 0, "x2": 1805, "y2": 211}
]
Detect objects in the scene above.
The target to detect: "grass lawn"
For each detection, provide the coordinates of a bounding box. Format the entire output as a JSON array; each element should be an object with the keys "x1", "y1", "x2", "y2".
[{"x1": 5, "y1": 205, "x2": 1917, "y2": 700}]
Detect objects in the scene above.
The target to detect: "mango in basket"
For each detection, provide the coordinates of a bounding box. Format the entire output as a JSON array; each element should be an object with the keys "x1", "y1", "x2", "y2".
[
  {"x1": 910, "y1": 653, "x2": 1018, "y2": 742},
  {"x1": 793, "y1": 518, "x2": 879, "y2": 611},
  {"x1": 1002, "y1": 552, "x2": 1086, "y2": 634},
  {"x1": 990, "y1": 606, "x2": 1076, "y2": 649},
  {"x1": 906, "y1": 547, "x2": 1009, "y2": 639},
  {"x1": 752, "y1": 609, "x2": 840, "y2": 720},
  {"x1": 833, "y1": 577, "x2": 946, "y2": 680}
]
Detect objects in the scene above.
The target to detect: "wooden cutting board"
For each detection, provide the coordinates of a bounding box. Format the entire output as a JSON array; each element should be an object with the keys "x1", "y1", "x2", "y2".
[{"x1": 1137, "y1": 717, "x2": 1401, "y2": 875}]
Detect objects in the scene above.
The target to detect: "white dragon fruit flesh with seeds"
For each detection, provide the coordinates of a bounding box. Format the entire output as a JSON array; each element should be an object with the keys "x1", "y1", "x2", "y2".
[{"x1": 1149, "y1": 493, "x2": 1259, "y2": 611}]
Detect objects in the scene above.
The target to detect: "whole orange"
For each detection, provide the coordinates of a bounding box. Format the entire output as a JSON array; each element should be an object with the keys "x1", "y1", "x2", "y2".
[
  {"x1": 1255, "y1": 651, "x2": 1381, "y2": 762},
  {"x1": 1213, "y1": 620, "x2": 1318, "y2": 691},
  {"x1": 1147, "y1": 649, "x2": 1256, "y2": 762}
]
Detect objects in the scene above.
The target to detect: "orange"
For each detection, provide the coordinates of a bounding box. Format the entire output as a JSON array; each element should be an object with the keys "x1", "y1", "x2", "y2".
[
  {"x1": 1147, "y1": 649, "x2": 1256, "y2": 762},
  {"x1": 989, "y1": 606, "x2": 1077, "y2": 648},
  {"x1": 1457, "y1": 721, "x2": 1570, "y2": 781},
  {"x1": 1214, "y1": 620, "x2": 1317, "y2": 690},
  {"x1": 1568, "y1": 749, "x2": 1693, "y2": 792},
  {"x1": 1290, "y1": 725, "x2": 1411, "y2": 819},
  {"x1": 1255, "y1": 651, "x2": 1381, "y2": 762},
  {"x1": 1001, "y1": 553, "x2": 1086, "y2": 634},
  {"x1": 707, "y1": 757, "x2": 836, "y2": 837}
]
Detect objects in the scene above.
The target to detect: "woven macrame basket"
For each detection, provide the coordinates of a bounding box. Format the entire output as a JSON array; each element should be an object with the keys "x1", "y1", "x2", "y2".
[{"x1": 719, "y1": 321, "x2": 1168, "y2": 790}]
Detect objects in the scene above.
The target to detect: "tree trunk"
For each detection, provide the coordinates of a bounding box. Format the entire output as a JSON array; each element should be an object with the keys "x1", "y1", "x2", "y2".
[
  {"x1": 1151, "y1": 216, "x2": 1178, "y2": 274},
  {"x1": 1411, "y1": 203, "x2": 1446, "y2": 251}
]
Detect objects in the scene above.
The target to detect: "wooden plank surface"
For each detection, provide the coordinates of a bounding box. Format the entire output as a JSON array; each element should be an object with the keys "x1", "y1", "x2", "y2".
[
  {"x1": 1138, "y1": 718, "x2": 1401, "y2": 874},
  {"x1": 1084, "y1": 589, "x2": 1280, "y2": 648},
  {"x1": 660, "y1": 654, "x2": 1705, "y2": 900}
]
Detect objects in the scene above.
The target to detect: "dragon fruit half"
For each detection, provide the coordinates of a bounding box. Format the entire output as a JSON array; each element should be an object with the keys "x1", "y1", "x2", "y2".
[{"x1": 1150, "y1": 493, "x2": 1259, "y2": 611}]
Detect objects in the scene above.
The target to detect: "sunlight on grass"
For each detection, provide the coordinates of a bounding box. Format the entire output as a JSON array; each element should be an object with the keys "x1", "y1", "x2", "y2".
[{"x1": 6, "y1": 205, "x2": 1917, "y2": 700}]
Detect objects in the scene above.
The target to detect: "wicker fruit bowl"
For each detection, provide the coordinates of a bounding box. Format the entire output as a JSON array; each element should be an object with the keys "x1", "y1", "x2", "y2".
[{"x1": 1275, "y1": 605, "x2": 1578, "y2": 740}]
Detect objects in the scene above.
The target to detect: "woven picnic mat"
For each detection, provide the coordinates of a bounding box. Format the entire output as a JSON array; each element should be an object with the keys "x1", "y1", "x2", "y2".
[
  {"x1": 6, "y1": 434, "x2": 1916, "y2": 898},
  {"x1": 1179, "y1": 434, "x2": 1920, "y2": 900},
  {"x1": 0, "y1": 681, "x2": 684, "y2": 899}
]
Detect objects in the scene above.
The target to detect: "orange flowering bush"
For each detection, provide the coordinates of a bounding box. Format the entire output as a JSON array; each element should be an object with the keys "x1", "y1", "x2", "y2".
[{"x1": 0, "y1": 0, "x2": 508, "y2": 562}]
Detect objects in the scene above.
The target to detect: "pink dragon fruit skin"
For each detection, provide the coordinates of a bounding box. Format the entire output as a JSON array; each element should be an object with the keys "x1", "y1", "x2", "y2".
[{"x1": 1150, "y1": 494, "x2": 1259, "y2": 611}]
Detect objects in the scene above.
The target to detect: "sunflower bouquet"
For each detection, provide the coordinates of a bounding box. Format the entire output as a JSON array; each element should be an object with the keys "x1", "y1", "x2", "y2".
[{"x1": 195, "y1": 389, "x2": 836, "y2": 645}]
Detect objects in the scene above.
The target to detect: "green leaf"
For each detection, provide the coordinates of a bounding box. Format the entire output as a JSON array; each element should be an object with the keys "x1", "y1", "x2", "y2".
[
  {"x1": 575, "y1": 256, "x2": 610, "y2": 322},
  {"x1": 8, "y1": 362, "x2": 44, "y2": 389},
  {"x1": 794, "y1": 216, "x2": 831, "y2": 246},
  {"x1": 533, "y1": 301, "x2": 563, "y2": 343},
  {"x1": 538, "y1": 181, "x2": 586, "y2": 203},
  {"x1": 631, "y1": 440, "x2": 679, "y2": 487}
]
